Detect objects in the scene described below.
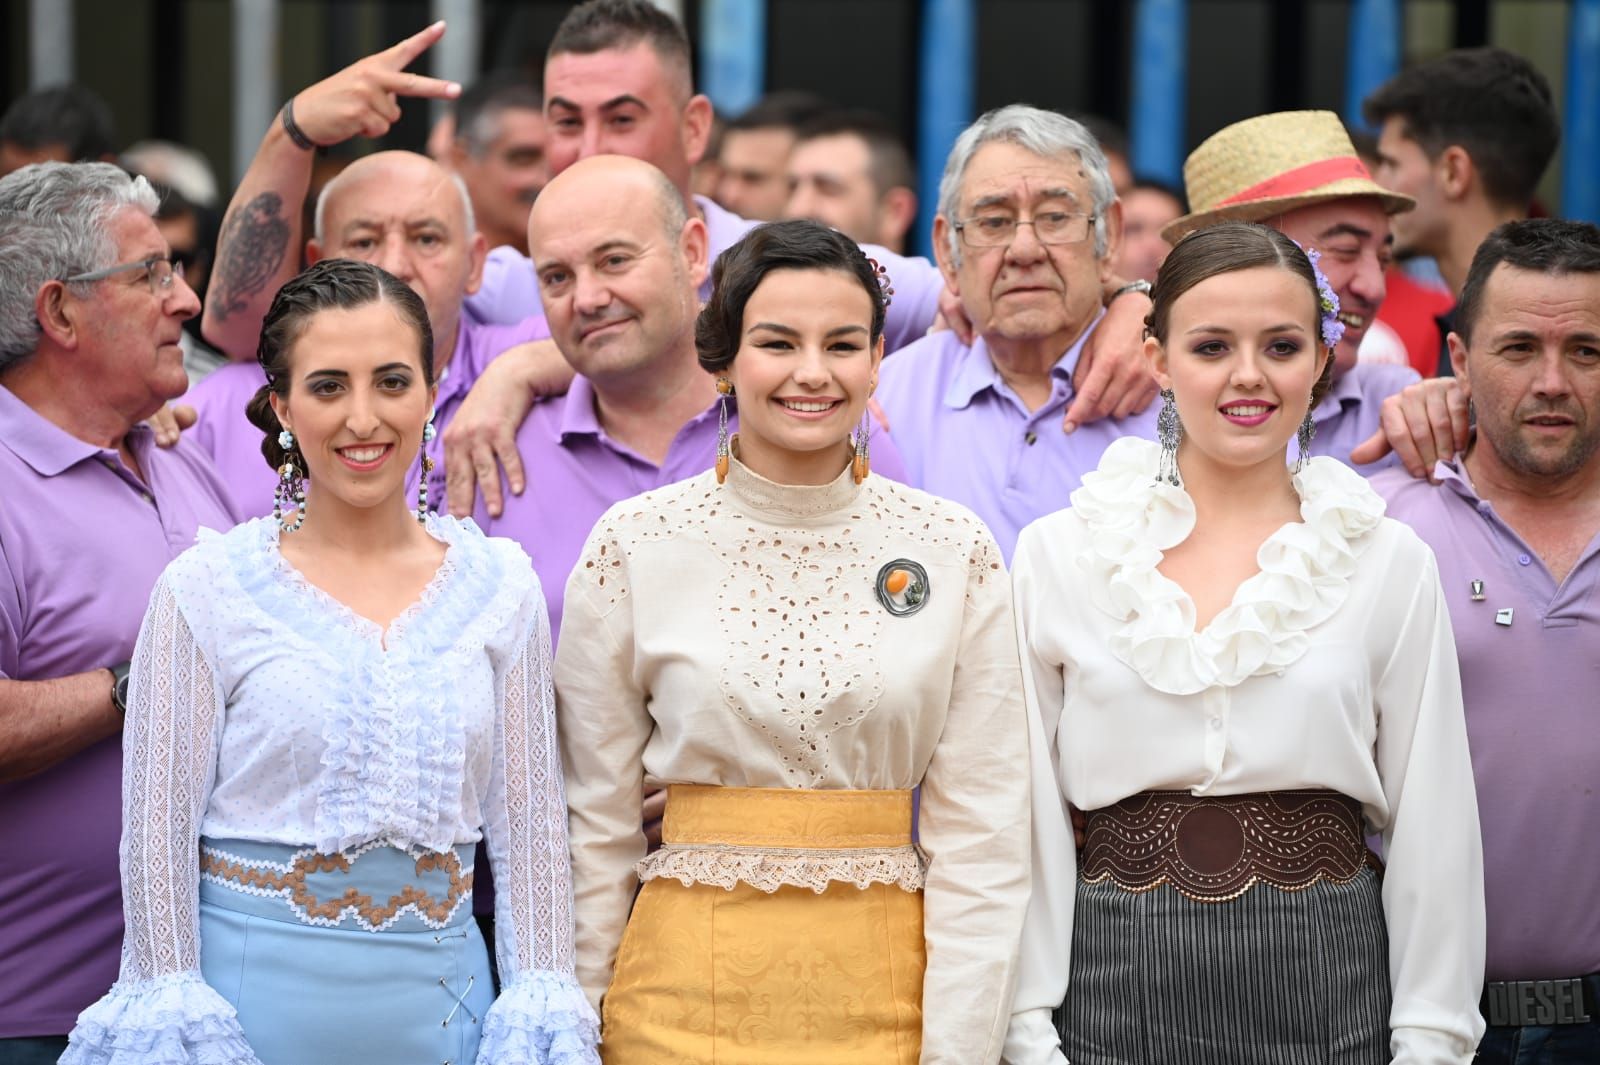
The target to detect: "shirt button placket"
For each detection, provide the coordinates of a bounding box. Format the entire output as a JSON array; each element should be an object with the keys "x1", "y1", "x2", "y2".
[{"x1": 1198, "y1": 686, "x2": 1228, "y2": 790}]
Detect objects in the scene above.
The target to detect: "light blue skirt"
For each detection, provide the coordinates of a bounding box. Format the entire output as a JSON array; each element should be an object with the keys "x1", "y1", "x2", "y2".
[{"x1": 197, "y1": 837, "x2": 494, "y2": 1065}]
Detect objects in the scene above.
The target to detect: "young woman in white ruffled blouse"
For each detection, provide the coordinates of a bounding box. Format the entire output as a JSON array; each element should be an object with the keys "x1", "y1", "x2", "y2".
[
  {"x1": 1003, "y1": 223, "x2": 1486, "y2": 1065},
  {"x1": 63, "y1": 260, "x2": 598, "y2": 1065}
]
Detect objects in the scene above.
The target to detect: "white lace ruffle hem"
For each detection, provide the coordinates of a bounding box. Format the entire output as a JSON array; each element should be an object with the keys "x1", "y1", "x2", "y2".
[
  {"x1": 59, "y1": 971, "x2": 261, "y2": 1065},
  {"x1": 476, "y1": 968, "x2": 601, "y2": 1065}
]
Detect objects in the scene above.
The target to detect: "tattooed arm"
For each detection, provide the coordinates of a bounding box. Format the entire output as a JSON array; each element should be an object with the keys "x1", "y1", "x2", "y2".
[
  {"x1": 201, "y1": 22, "x2": 458, "y2": 361},
  {"x1": 201, "y1": 157, "x2": 300, "y2": 362}
]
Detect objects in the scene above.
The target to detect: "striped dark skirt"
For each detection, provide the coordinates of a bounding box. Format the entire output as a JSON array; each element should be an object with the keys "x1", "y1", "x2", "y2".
[
  {"x1": 1059, "y1": 871, "x2": 1391, "y2": 1064},
  {"x1": 1057, "y1": 793, "x2": 1393, "y2": 1065}
]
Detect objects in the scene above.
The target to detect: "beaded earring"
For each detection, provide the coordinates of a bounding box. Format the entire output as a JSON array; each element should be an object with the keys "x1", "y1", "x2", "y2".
[
  {"x1": 1155, "y1": 389, "x2": 1183, "y2": 487},
  {"x1": 1293, "y1": 410, "x2": 1316, "y2": 475},
  {"x1": 416, "y1": 413, "x2": 437, "y2": 522},
  {"x1": 715, "y1": 378, "x2": 732, "y2": 484},
  {"x1": 852, "y1": 401, "x2": 872, "y2": 485},
  {"x1": 274, "y1": 428, "x2": 307, "y2": 532}
]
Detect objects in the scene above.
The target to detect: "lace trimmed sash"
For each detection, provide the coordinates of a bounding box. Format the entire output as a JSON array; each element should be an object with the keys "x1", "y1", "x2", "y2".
[{"x1": 636, "y1": 785, "x2": 924, "y2": 894}]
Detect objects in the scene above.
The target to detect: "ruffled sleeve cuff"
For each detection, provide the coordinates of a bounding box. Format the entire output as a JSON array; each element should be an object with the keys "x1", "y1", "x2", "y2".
[
  {"x1": 477, "y1": 968, "x2": 601, "y2": 1065},
  {"x1": 61, "y1": 971, "x2": 260, "y2": 1065}
]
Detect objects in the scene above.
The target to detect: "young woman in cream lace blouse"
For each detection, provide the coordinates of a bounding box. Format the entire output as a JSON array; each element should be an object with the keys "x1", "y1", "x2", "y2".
[
  {"x1": 1004, "y1": 224, "x2": 1486, "y2": 1065},
  {"x1": 555, "y1": 220, "x2": 1031, "y2": 1065},
  {"x1": 63, "y1": 260, "x2": 597, "y2": 1065}
]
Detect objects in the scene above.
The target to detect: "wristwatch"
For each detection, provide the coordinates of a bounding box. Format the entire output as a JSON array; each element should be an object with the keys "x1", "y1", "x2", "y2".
[
  {"x1": 109, "y1": 661, "x2": 132, "y2": 716},
  {"x1": 1110, "y1": 278, "x2": 1154, "y2": 303}
]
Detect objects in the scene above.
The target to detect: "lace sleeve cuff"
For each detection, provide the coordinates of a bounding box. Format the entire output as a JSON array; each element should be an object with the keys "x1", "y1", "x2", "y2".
[
  {"x1": 62, "y1": 971, "x2": 260, "y2": 1065},
  {"x1": 477, "y1": 968, "x2": 601, "y2": 1065}
]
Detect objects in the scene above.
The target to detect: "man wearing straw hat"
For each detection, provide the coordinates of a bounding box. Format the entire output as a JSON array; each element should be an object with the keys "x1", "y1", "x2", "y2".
[{"x1": 1165, "y1": 110, "x2": 1421, "y2": 475}]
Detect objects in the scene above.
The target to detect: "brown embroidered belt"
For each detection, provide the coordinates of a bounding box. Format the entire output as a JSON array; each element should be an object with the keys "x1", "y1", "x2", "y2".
[
  {"x1": 198, "y1": 837, "x2": 475, "y2": 931},
  {"x1": 1078, "y1": 790, "x2": 1379, "y2": 903}
]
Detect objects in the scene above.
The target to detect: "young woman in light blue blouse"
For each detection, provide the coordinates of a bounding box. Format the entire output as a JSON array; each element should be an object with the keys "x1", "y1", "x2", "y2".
[{"x1": 64, "y1": 259, "x2": 598, "y2": 1065}]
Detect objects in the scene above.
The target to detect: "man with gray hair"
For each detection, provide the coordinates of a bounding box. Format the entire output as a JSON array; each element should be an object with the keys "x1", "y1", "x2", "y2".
[
  {"x1": 0, "y1": 161, "x2": 238, "y2": 1058},
  {"x1": 875, "y1": 105, "x2": 1156, "y2": 560},
  {"x1": 188, "y1": 40, "x2": 548, "y2": 518}
]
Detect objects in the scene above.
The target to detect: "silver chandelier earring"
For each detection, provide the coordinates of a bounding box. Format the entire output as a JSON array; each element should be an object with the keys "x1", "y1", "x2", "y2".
[
  {"x1": 1156, "y1": 389, "x2": 1183, "y2": 486},
  {"x1": 416, "y1": 413, "x2": 437, "y2": 522},
  {"x1": 274, "y1": 428, "x2": 307, "y2": 532},
  {"x1": 1293, "y1": 410, "x2": 1316, "y2": 475}
]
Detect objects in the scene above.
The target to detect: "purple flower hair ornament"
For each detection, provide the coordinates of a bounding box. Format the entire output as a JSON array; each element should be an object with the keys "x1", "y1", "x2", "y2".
[{"x1": 1298, "y1": 245, "x2": 1345, "y2": 351}]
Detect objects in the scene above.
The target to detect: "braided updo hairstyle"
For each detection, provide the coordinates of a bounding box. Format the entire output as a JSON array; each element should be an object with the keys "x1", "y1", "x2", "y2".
[
  {"x1": 696, "y1": 219, "x2": 890, "y2": 375},
  {"x1": 244, "y1": 258, "x2": 434, "y2": 470}
]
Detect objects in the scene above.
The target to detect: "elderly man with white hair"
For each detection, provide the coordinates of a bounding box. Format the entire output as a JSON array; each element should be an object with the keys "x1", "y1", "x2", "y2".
[
  {"x1": 875, "y1": 105, "x2": 1157, "y2": 560},
  {"x1": 0, "y1": 161, "x2": 238, "y2": 1061}
]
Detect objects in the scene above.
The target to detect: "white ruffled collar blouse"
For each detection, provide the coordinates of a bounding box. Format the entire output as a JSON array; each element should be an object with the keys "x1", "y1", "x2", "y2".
[
  {"x1": 1004, "y1": 436, "x2": 1487, "y2": 1065},
  {"x1": 1071, "y1": 436, "x2": 1387, "y2": 695}
]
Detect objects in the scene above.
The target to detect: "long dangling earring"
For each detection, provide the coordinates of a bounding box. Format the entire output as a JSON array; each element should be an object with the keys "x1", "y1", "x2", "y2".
[
  {"x1": 274, "y1": 428, "x2": 307, "y2": 532},
  {"x1": 1156, "y1": 389, "x2": 1183, "y2": 487},
  {"x1": 715, "y1": 377, "x2": 732, "y2": 484},
  {"x1": 851, "y1": 400, "x2": 872, "y2": 485},
  {"x1": 1293, "y1": 410, "x2": 1316, "y2": 475},
  {"x1": 416, "y1": 413, "x2": 437, "y2": 522}
]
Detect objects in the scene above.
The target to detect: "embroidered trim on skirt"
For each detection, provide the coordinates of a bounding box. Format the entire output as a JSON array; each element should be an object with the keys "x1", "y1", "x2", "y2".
[
  {"x1": 1057, "y1": 792, "x2": 1392, "y2": 1065},
  {"x1": 602, "y1": 786, "x2": 925, "y2": 1065},
  {"x1": 197, "y1": 837, "x2": 493, "y2": 1065}
]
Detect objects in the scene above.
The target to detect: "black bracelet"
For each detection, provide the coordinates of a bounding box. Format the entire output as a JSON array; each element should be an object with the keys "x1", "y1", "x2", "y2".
[{"x1": 279, "y1": 97, "x2": 317, "y2": 152}]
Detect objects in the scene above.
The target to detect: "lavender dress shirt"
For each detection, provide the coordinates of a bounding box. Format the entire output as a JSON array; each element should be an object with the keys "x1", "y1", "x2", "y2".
[
  {"x1": 875, "y1": 318, "x2": 1158, "y2": 561},
  {"x1": 0, "y1": 385, "x2": 240, "y2": 1037},
  {"x1": 1374, "y1": 458, "x2": 1600, "y2": 981},
  {"x1": 186, "y1": 315, "x2": 549, "y2": 519},
  {"x1": 1294, "y1": 362, "x2": 1420, "y2": 475},
  {"x1": 465, "y1": 196, "x2": 945, "y2": 354}
]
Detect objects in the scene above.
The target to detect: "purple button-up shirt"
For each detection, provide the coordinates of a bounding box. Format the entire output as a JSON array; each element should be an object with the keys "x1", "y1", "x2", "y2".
[
  {"x1": 465, "y1": 196, "x2": 945, "y2": 354},
  {"x1": 1293, "y1": 362, "x2": 1420, "y2": 475},
  {"x1": 0, "y1": 386, "x2": 240, "y2": 1037},
  {"x1": 186, "y1": 315, "x2": 549, "y2": 519},
  {"x1": 1374, "y1": 458, "x2": 1600, "y2": 981},
  {"x1": 875, "y1": 317, "x2": 1158, "y2": 561},
  {"x1": 482, "y1": 379, "x2": 907, "y2": 642}
]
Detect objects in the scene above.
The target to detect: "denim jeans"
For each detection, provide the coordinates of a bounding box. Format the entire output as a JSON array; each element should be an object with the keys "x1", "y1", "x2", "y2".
[
  {"x1": 1476, "y1": 974, "x2": 1600, "y2": 1065},
  {"x1": 0, "y1": 1036, "x2": 69, "y2": 1065}
]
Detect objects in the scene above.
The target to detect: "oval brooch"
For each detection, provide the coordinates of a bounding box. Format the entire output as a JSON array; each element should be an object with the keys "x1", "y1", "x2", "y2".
[{"x1": 875, "y1": 559, "x2": 930, "y2": 617}]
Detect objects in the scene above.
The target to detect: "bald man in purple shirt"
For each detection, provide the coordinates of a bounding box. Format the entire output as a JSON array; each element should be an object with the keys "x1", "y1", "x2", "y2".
[
  {"x1": 1374, "y1": 220, "x2": 1600, "y2": 1064},
  {"x1": 0, "y1": 163, "x2": 239, "y2": 1060}
]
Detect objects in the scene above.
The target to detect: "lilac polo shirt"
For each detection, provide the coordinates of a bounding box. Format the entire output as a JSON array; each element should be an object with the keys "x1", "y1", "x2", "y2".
[
  {"x1": 482, "y1": 379, "x2": 907, "y2": 642},
  {"x1": 1293, "y1": 362, "x2": 1420, "y2": 475},
  {"x1": 875, "y1": 317, "x2": 1157, "y2": 561},
  {"x1": 1374, "y1": 458, "x2": 1600, "y2": 981},
  {"x1": 464, "y1": 196, "x2": 945, "y2": 354},
  {"x1": 0, "y1": 386, "x2": 240, "y2": 1037},
  {"x1": 186, "y1": 315, "x2": 549, "y2": 519}
]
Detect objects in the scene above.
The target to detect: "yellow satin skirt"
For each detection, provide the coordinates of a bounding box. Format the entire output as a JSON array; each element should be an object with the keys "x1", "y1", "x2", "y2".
[{"x1": 601, "y1": 785, "x2": 926, "y2": 1065}]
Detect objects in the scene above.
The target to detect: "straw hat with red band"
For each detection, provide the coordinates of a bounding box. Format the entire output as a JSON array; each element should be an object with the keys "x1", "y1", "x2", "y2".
[{"x1": 1162, "y1": 110, "x2": 1415, "y2": 243}]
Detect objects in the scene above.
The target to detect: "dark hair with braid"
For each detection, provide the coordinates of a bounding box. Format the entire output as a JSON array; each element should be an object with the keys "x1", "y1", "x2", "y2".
[
  {"x1": 696, "y1": 220, "x2": 888, "y2": 374},
  {"x1": 245, "y1": 258, "x2": 433, "y2": 470}
]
